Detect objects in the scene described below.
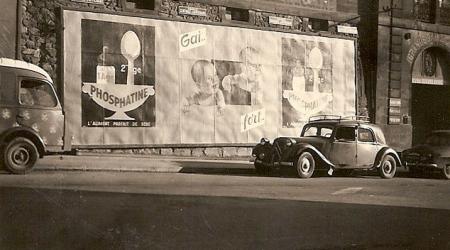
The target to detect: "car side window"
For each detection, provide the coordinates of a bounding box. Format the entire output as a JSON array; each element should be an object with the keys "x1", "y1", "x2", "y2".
[
  {"x1": 19, "y1": 79, "x2": 57, "y2": 107},
  {"x1": 303, "y1": 126, "x2": 318, "y2": 136},
  {"x1": 358, "y1": 128, "x2": 375, "y2": 143},
  {"x1": 320, "y1": 127, "x2": 333, "y2": 138},
  {"x1": 335, "y1": 127, "x2": 356, "y2": 141}
]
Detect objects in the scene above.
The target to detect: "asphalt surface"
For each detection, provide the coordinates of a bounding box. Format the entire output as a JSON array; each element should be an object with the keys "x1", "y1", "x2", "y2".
[
  {"x1": 1, "y1": 155, "x2": 449, "y2": 249},
  {"x1": 1, "y1": 181, "x2": 449, "y2": 249}
]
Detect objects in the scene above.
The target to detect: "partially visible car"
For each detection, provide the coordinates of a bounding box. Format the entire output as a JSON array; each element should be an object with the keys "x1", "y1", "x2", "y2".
[
  {"x1": 251, "y1": 115, "x2": 402, "y2": 179},
  {"x1": 402, "y1": 130, "x2": 450, "y2": 179}
]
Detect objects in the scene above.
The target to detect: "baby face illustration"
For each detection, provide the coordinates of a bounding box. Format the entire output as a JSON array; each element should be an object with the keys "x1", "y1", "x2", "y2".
[{"x1": 196, "y1": 63, "x2": 216, "y2": 95}]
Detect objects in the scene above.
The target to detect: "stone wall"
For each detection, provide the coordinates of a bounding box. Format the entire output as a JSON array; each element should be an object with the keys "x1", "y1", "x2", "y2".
[
  {"x1": 77, "y1": 146, "x2": 253, "y2": 159},
  {"x1": 20, "y1": 0, "x2": 121, "y2": 86}
]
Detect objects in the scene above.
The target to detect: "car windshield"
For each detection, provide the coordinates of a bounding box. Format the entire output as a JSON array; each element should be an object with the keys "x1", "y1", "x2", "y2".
[
  {"x1": 424, "y1": 132, "x2": 450, "y2": 146},
  {"x1": 302, "y1": 125, "x2": 334, "y2": 138}
]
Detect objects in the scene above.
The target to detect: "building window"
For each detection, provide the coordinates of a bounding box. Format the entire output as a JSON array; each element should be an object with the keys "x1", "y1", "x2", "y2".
[
  {"x1": 225, "y1": 7, "x2": 249, "y2": 22},
  {"x1": 122, "y1": 0, "x2": 155, "y2": 12},
  {"x1": 309, "y1": 18, "x2": 329, "y2": 32},
  {"x1": 422, "y1": 49, "x2": 437, "y2": 77},
  {"x1": 439, "y1": 0, "x2": 450, "y2": 25},
  {"x1": 414, "y1": 0, "x2": 436, "y2": 23}
]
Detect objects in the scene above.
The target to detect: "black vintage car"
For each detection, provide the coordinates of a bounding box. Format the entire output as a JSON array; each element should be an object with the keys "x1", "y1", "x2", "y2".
[
  {"x1": 252, "y1": 116, "x2": 401, "y2": 178},
  {"x1": 402, "y1": 130, "x2": 450, "y2": 179}
]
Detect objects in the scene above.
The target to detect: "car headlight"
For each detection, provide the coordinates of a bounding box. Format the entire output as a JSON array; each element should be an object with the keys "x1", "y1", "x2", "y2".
[
  {"x1": 286, "y1": 138, "x2": 296, "y2": 147},
  {"x1": 258, "y1": 153, "x2": 265, "y2": 159},
  {"x1": 260, "y1": 138, "x2": 270, "y2": 145}
]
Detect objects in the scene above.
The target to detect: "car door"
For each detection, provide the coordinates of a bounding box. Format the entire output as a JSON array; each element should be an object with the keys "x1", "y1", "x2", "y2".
[
  {"x1": 356, "y1": 126, "x2": 379, "y2": 168},
  {"x1": 329, "y1": 126, "x2": 357, "y2": 168}
]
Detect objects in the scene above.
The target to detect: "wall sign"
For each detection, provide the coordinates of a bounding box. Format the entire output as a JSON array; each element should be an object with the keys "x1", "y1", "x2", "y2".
[
  {"x1": 388, "y1": 116, "x2": 401, "y2": 124},
  {"x1": 337, "y1": 25, "x2": 358, "y2": 35},
  {"x1": 254, "y1": 0, "x2": 336, "y2": 11},
  {"x1": 178, "y1": 6, "x2": 207, "y2": 17},
  {"x1": 269, "y1": 16, "x2": 293, "y2": 27},
  {"x1": 71, "y1": 0, "x2": 103, "y2": 4},
  {"x1": 389, "y1": 98, "x2": 401, "y2": 106},
  {"x1": 388, "y1": 98, "x2": 401, "y2": 125}
]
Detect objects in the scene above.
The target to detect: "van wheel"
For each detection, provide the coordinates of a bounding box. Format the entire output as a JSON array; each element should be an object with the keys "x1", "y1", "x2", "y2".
[
  {"x1": 296, "y1": 152, "x2": 315, "y2": 178},
  {"x1": 3, "y1": 137, "x2": 38, "y2": 174},
  {"x1": 379, "y1": 155, "x2": 396, "y2": 179}
]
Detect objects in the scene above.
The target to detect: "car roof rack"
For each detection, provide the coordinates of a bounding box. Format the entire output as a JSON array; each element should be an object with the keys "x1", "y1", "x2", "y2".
[
  {"x1": 308, "y1": 115, "x2": 342, "y2": 122},
  {"x1": 308, "y1": 115, "x2": 370, "y2": 123},
  {"x1": 341, "y1": 116, "x2": 370, "y2": 122}
]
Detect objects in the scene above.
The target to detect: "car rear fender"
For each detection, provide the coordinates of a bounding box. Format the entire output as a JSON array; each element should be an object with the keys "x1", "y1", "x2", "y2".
[
  {"x1": 295, "y1": 143, "x2": 334, "y2": 168},
  {"x1": 374, "y1": 147, "x2": 402, "y2": 168}
]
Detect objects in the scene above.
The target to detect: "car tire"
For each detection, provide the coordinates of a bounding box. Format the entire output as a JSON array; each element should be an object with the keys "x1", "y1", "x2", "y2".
[
  {"x1": 2, "y1": 137, "x2": 38, "y2": 175},
  {"x1": 442, "y1": 165, "x2": 450, "y2": 180},
  {"x1": 255, "y1": 162, "x2": 268, "y2": 176},
  {"x1": 296, "y1": 152, "x2": 315, "y2": 178},
  {"x1": 378, "y1": 154, "x2": 396, "y2": 179}
]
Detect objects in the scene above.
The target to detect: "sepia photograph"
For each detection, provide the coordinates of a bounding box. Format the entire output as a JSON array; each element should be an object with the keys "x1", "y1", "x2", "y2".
[{"x1": 0, "y1": 0, "x2": 449, "y2": 249}]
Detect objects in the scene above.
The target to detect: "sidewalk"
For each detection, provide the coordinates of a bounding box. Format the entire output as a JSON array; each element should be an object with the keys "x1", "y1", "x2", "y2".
[{"x1": 35, "y1": 154, "x2": 254, "y2": 173}]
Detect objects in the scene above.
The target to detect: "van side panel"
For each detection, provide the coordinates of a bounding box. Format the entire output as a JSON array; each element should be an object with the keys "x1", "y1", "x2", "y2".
[{"x1": 0, "y1": 68, "x2": 18, "y2": 135}]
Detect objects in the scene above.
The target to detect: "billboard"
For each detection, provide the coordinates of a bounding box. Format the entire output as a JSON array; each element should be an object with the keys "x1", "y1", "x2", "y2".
[{"x1": 63, "y1": 10, "x2": 356, "y2": 146}]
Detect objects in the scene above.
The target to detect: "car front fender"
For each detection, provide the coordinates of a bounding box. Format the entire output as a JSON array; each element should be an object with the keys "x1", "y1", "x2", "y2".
[
  {"x1": 374, "y1": 147, "x2": 402, "y2": 168},
  {"x1": 295, "y1": 143, "x2": 335, "y2": 168}
]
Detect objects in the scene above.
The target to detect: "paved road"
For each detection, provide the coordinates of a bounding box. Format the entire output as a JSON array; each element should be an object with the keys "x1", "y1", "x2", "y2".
[{"x1": 0, "y1": 157, "x2": 449, "y2": 249}]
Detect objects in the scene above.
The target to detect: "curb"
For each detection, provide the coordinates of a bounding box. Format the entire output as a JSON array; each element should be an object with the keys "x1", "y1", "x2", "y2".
[{"x1": 34, "y1": 154, "x2": 253, "y2": 173}]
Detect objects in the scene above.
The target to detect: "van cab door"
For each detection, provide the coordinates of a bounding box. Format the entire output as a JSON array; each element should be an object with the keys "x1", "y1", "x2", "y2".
[{"x1": 17, "y1": 78, "x2": 64, "y2": 151}]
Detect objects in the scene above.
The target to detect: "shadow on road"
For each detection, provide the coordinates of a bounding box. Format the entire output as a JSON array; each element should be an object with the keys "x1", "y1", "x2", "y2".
[
  {"x1": 1, "y1": 186, "x2": 449, "y2": 249},
  {"x1": 177, "y1": 161, "x2": 446, "y2": 180}
]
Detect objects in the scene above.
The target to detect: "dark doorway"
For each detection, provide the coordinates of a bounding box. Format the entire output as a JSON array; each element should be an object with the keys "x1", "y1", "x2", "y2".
[{"x1": 411, "y1": 84, "x2": 450, "y2": 145}]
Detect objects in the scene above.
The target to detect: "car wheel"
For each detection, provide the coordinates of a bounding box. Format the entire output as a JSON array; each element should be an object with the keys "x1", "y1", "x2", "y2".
[
  {"x1": 379, "y1": 154, "x2": 396, "y2": 179},
  {"x1": 442, "y1": 165, "x2": 450, "y2": 180},
  {"x1": 254, "y1": 162, "x2": 268, "y2": 176},
  {"x1": 2, "y1": 137, "x2": 38, "y2": 174},
  {"x1": 296, "y1": 152, "x2": 315, "y2": 178}
]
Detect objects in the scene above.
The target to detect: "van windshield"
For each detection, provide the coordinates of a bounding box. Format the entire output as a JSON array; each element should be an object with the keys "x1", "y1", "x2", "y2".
[{"x1": 20, "y1": 79, "x2": 58, "y2": 107}]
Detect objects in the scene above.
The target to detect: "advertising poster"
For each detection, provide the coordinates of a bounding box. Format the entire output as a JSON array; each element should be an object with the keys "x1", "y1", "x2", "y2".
[
  {"x1": 80, "y1": 20, "x2": 155, "y2": 127},
  {"x1": 282, "y1": 38, "x2": 333, "y2": 128},
  {"x1": 64, "y1": 10, "x2": 355, "y2": 146}
]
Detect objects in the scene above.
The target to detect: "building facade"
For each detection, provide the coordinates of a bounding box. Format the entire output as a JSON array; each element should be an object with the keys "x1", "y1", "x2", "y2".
[
  {"x1": 376, "y1": 0, "x2": 450, "y2": 150},
  {"x1": 2, "y1": 0, "x2": 370, "y2": 157}
]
